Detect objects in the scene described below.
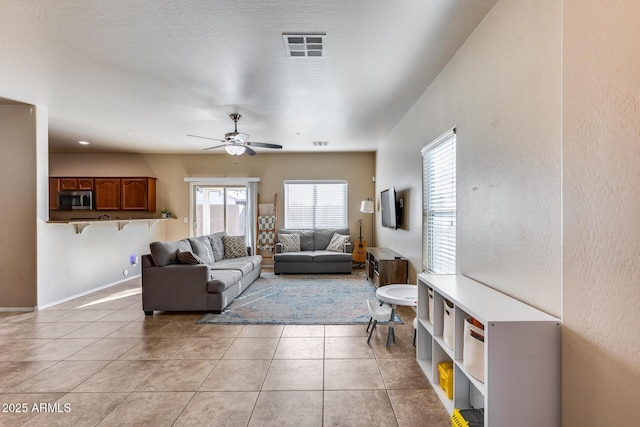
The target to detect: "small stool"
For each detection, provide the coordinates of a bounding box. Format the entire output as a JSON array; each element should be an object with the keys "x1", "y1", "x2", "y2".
[{"x1": 366, "y1": 299, "x2": 392, "y2": 344}]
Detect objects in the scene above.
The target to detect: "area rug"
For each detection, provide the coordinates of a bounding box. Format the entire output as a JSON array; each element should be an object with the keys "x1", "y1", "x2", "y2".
[{"x1": 197, "y1": 272, "x2": 403, "y2": 325}]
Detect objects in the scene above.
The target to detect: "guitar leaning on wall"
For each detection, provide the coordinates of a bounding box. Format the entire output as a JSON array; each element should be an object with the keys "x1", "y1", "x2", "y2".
[{"x1": 353, "y1": 219, "x2": 367, "y2": 264}]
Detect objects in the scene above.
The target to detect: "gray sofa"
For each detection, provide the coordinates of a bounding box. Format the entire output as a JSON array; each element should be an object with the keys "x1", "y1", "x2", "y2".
[
  {"x1": 273, "y1": 228, "x2": 352, "y2": 274},
  {"x1": 142, "y1": 232, "x2": 262, "y2": 314}
]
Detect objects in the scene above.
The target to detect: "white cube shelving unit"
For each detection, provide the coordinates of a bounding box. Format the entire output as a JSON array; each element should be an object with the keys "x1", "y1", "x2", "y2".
[{"x1": 416, "y1": 273, "x2": 561, "y2": 427}]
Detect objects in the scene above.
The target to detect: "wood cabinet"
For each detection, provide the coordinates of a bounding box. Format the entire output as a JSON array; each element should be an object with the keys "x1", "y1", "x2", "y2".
[
  {"x1": 50, "y1": 176, "x2": 157, "y2": 212},
  {"x1": 365, "y1": 247, "x2": 408, "y2": 287},
  {"x1": 49, "y1": 178, "x2": 61, "y2": 210},
  {"x1": 94, "y1": 178, "x2": 121, "y2": 210},
  {"x1": 416, "y1": 273, "x2": 561, "y2": 426},
  {"x1": 122, "y1": 177, "x2": 156, "y2": 211}
]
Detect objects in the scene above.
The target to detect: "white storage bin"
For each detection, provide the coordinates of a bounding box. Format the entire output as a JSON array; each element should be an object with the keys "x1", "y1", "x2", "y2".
[
  {"x1": 428, "y1": 287, "x2": 434, "y2": 324},
  {"x1": 463, "y1": 317, "x2": 485, "y2": 382},
  {"x1": 443, "y1": 299, "x2": 455, "y2": 350}
]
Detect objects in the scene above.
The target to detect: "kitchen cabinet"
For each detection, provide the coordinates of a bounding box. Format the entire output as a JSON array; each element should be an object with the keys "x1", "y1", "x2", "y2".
[
  {"x1": 51, "y1": 176, "x2": 157, "y2": 212},
  {"x1": 122, "y1": 177, "x2": 156, "y2": 211},
  {"x1": 59, "y1": 178, "x2": 94, "y2": 190},
  {"x1": 94, "y1": 178, "x2": 121, "y2": 210},
  {"x1": 49, "y1": 178, "x2": 61, "y2": 210}
]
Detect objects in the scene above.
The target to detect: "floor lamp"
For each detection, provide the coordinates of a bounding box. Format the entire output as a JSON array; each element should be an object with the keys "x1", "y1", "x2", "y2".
[{"x1": 360, "y1": 198, "x2": 374, "y2": 246}]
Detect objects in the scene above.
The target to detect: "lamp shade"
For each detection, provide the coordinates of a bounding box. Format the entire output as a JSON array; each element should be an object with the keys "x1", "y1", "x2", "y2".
[
  {"x1": 360, "y1": 199, "x2": 374, "y2": 214},
  {"x1": 225, "y1": 144, "x2": 246, "y2": 156}
]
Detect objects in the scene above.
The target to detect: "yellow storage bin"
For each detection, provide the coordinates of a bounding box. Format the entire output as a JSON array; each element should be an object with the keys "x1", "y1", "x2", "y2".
[
  {"x1": 451, "y1": 408, "x2": 484, "y2": 426},
  {"x1": 437, "y1": 361, "x2": 454, "y2": 399}
]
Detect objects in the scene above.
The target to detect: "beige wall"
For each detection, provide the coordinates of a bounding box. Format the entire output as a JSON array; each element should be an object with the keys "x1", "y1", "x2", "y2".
[
  {"x1": 0, "y1": 105, "x2": 38, "y2": 308},
  {"x1": 563, "y1": 0, "x2": 640, "y2": 424},
  {"x1": 50, "y1": 152, "x2": 376, "y2": 243}
]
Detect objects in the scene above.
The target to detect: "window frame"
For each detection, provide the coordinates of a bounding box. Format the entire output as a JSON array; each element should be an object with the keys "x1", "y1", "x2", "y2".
[{"x1": 422, "y1": 128, "x2": 456, "y2": 274}]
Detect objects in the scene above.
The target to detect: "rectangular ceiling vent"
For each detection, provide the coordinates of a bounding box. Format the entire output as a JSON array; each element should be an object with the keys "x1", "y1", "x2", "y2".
[
  {"x1": 283, "y1": 33, "x2": 326, "y2": 57},
  {"x1": 312, "y1": 140, "x2": 329, "y2": 147}
]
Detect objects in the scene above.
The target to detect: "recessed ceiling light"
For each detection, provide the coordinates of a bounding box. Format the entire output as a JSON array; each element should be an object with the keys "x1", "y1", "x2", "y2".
[
  {"x1": 78, "y1": 140, "x2": 90, "y2": 145},
  {"x1": 283, "y1": 33, "x2": 326, "y2": 57}
]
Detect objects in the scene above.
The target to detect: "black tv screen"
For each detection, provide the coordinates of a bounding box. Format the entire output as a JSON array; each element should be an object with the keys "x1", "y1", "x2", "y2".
[{"x1": 380, "y1": 187, "x2": 398, "y2": 229}]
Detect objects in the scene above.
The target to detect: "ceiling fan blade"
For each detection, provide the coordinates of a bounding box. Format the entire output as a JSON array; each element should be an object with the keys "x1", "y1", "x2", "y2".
[
  {"x1": 246, "y1": 141, "x2": 283, "y2": 149},
  {"x1": 187, "y1": 134, "x2": 226, "y2": 142},
  {"x1": 202, "y1": 144, "x2": 229, "y2": 151},
  {"x1": 245, "y1": 147, "x2": 257, "y2": 156}
]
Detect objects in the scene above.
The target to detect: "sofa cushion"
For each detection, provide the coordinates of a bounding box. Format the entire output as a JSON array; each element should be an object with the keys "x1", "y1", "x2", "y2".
[
  {"x1": 188, "y1": 236, "x2": 216, "y2": 264},
  {"x1": 177, "y1": 249, "x2": 205, "y2": 265},
  {"x1": 314, "y1": 228, "x2": 350, "y2": 251},
  {"x1": 149, "y1": 239, "x2": 192, "y2": 267},
  {"x1": 210, "y1": 258, "x2": 254, "y2": 276},
  {"x1": 313, "y1": 250, "x2": 353, "y2": 263},
  {"x1": 207, "y1": 232, "x2": 227, "y2": 262},
  {"x1": 273, "y1": 252, "x2": 314, "y2": 263},
  {"x1": 278, "y1": 229, "x2": 314, "y2": 251},
  {"x1": 326, "y1": 232, "x2": 350, "y2": 252},
  {"x1": 223, "y1": 235, "x2": 249, "y2": 259},
  {"x1": 206, "y1": 270, "x2": 243, "y2": 293},
  {"x1": 278, "y1": 233, "x2": 301, "y2": 252}
]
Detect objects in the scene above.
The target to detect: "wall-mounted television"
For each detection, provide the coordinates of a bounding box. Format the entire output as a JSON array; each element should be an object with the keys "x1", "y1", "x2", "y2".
[{"x1": 380, "y1": 187, "x2": 400, "y2": 229}]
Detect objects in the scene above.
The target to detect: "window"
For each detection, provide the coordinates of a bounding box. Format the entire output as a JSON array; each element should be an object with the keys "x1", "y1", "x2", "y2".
[
  {"x1": 284, "y1": 180, "x2": 348, "y2": 229},
  {"x1": 422, "y1": 129, "x2": 456, "y2": 273},
  {"x1": 194, "y1": 186, "x2": 247, "y2": 236}
]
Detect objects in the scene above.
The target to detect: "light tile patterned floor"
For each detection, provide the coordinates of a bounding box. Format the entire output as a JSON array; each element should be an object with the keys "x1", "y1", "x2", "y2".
[{"x1": 0, "y1": 276, "x2": 450, "y2": 426}]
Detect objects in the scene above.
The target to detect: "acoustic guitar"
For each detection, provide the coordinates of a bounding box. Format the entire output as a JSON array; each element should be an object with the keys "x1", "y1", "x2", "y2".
[{"x1": 353, "y1": 219, "x2": 367, "y2": 264}]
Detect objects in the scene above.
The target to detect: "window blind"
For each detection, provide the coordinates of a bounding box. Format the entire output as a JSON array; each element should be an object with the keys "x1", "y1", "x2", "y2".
[
  {"x1": 422, "y1": 129, "x2": 456, "y2": 273},
  {"x1": 284, "y1": 180, "x2": 348, "y2": 229}
]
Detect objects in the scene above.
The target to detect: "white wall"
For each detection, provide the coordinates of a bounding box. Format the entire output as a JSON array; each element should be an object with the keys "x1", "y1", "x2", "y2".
[
  {"x1": 37, "y1": 220, "x2": 165, "y2": 308},
  {"x1": 376, "y1": 0, "x2": 562, "y2": 317}
]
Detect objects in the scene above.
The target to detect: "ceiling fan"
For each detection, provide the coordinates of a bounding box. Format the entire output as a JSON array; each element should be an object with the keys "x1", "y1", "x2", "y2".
[{"x1": 187, "y1": 113, "x2": 283, "y2": 156}]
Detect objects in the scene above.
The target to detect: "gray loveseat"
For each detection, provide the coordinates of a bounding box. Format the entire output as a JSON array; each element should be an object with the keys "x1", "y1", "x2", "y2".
[
  {"x1": 142, "y1": 232, "x2": 262, "y2": 314},
  {"x1": 273, "y1": 228, "x2": 352, "y2": 274}
]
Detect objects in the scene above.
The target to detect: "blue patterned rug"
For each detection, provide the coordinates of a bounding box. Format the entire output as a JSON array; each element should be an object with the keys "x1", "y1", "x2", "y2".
[{"x1": 197, "y1": 272, "x2": 403, "y2": 325}]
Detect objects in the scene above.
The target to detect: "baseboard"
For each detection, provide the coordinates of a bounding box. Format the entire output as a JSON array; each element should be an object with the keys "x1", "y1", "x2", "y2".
[
  {"x1": 37, "y1": 274, "x2": 141, "y2": 310},
  {"x1": 0, "y1": 307, "x2": 36, "y2": 312}
]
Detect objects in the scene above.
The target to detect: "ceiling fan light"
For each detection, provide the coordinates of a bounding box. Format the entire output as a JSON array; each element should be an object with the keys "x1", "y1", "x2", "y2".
[{"x1": 225, "y1": 145, "x2": 246, "y2": 156}]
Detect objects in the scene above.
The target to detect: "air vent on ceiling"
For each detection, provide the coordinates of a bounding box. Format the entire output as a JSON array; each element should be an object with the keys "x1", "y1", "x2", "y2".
[
  {"x1": 312, "y1": 141, "x2": 329, "y2": 147},
  {"x1": 283, "y1": 33, "x2": 326, "y2": 57}
]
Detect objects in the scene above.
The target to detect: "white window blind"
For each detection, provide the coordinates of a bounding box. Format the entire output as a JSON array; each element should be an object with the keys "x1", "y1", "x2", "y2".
[
  {"x1": 422, "y1": 129, "x2": 456, "y2": 273},
  {"x1": 284, "y1": 180, "x2": 348, "y2": 229}
]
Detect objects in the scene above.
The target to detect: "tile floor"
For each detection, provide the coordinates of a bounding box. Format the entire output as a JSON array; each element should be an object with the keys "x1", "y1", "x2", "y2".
[{"x1": 0, "y1": 276, "x2": 450, "y2": 426}]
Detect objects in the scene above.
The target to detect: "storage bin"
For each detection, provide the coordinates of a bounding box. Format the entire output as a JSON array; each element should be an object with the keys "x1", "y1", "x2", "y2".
[
  {"x1": 437, "y1": 361, "x2": 454, "y2": 399},
  {"x1": 428, "y1": 287, "x2": 434, "y2": 324},
  {"x1": 462, "y1": 317, "x2": 485, "y2": 383},
  {"x1": 443, "y1": 299, "x2": 455, "y2": 350},
  {"x1": 451, "y1": 408, "x2": 484, "y2": 427}
]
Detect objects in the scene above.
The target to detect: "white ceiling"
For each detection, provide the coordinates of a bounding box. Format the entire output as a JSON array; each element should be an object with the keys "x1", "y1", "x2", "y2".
[{"x1": 1, "y1": 0, "x2": 496, "y2": 154}]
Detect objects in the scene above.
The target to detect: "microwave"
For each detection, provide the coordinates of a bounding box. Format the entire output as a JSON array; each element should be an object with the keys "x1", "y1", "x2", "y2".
[{"x1": 58, "y1": 190, "x2": 93, "y2": 210}]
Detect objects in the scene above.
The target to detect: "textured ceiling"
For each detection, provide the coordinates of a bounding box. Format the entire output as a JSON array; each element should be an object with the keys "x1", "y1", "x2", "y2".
[{"x1": 0, "y1": 0, "x2": 497, "y2": 154}]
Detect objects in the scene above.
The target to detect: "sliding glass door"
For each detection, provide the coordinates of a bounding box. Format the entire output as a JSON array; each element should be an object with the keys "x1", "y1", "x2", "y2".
[{"x1": 194, "y1": 186, "x2": 246, "y2": 236}]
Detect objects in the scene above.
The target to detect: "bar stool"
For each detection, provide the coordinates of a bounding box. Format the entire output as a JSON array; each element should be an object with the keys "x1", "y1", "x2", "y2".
[{"x1": 366, "y1": 299, "x2": 392, "y2": 344}]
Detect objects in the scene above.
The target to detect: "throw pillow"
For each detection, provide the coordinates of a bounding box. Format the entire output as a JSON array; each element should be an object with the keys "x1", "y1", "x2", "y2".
[
  {"x1": 326, "y1": 232, "x2": 350, "y2": 252},
  {"x1": 177, "y1": 249, "x2": 205, "y2": 265},
  {"x1": 278, "y1": 233, "x2": 301, "y2": 252},
  {"x1": 222, "y1": 235, "x2": 248, "y2": 259},
  {"x1": 188, "y1": 237, "x2": 216, "y2": 264}
]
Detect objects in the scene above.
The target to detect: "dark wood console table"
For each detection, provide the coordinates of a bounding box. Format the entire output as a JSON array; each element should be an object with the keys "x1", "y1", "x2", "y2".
[{"x1": 365, "y1": 247, "x2": 408, "y2": 287}]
